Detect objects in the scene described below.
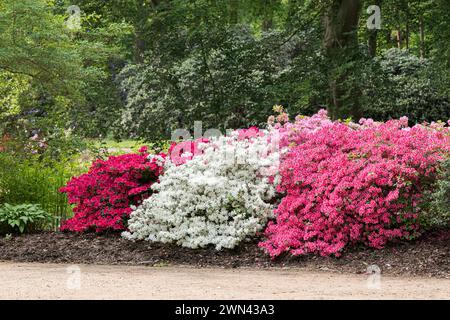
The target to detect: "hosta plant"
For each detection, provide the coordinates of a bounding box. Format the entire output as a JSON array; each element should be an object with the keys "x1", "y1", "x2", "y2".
[{"x1": 0, "y1": 203, "x2": 53, "y2": 234}]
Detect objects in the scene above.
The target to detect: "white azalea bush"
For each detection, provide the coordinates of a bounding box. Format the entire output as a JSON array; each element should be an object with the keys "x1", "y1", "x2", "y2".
[{"x1": 122, "y1": 128, "x2": 281, "y2": 250}]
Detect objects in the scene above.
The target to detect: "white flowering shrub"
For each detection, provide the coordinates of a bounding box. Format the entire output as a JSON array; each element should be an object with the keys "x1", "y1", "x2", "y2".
[{"x1": 122, "y1": 129, "x2": 280, "y2": 250}]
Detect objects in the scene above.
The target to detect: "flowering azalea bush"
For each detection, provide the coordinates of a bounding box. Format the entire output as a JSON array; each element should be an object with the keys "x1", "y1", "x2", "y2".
[
  {"x1": 60, "y1": 147, "x2": 165, "y2": 232},
  {"x1": 260, "y1": 115, "x2": 450, "y2": 257},
  {"x1": 122, "y1": 129, "x2": 280, "y2": 250}
]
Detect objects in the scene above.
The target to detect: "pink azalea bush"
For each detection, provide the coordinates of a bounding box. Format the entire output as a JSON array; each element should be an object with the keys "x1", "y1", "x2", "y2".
[
  {"x1": 260, "y1": 114, "x2": 450, "y2": 257},
  {"x1": 60, "y1": 147, "x2": 165, "y2": 232}
]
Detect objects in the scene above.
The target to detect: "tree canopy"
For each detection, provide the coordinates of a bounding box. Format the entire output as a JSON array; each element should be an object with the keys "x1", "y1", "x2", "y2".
[{"x1": 1, "y1": 0, "x2": 449, "y2": 141}]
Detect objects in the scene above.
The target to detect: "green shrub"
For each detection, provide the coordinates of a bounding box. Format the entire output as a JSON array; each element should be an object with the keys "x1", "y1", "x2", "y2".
[
  {"x1": 422, "y1": 158, "x2": 450, "y2": 228},
  {"x1": 116, "y1": 26, "x2": 305, "y2": 141},
  {"x1": 0, "y1": 203, "x2": 53, "y2": 234},
  {"x1": 364, "y1": 49, "x2": 450, "y2": 123}
]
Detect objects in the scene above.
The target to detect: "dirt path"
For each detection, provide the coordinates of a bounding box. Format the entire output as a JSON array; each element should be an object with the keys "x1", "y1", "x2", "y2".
[
  {"x1": 0, "y1": 262, "x2": 449, "y2": 299},
  {"x1": 2, "y1": 232, "x2": 449, "y2": 278}
]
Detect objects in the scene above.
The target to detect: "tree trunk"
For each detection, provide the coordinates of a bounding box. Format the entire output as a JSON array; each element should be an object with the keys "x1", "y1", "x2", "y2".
[
  {"x1": 367, "y1": 0, "x2": 381, "y2": 57},
  {"x1": 419, "y1": 15, "x2": 425, "y2": 58},
  {"x1": 323, "y1": 0, "x2": 362, "y2": 120},
  {"x1": 262, "y1": 16, "x2": 274, "y2": 31},
  {"x1": 405, "y1": 23, "x2": 410, "y2": 48},
  {"x1": 229, "y1": 0, "x2": 239, "y2": 24},
  {"x1": 396, "y1": 29, "x2": 402, "y2": 49},
  {"x1": 262, "y1": 0, "x2": 275, "y2": 31}
]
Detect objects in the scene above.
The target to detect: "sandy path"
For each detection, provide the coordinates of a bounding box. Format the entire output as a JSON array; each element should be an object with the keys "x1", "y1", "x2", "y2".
[{"x1": 0, "y1": 262, "x2": 449, "y2": 299}]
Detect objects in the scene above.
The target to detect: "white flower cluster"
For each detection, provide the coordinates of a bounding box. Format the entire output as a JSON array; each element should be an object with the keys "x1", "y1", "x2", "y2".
[{"x1": 122, "y1": 131, "x2": 280, "y2": 250}]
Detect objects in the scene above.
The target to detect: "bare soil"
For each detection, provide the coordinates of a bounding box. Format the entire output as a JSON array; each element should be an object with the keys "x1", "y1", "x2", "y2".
[
  {"x1": 1, "y1": 262, "x2": 449, "y2": 299},
  {"x1": 0, "y1": 230, "x2": 449, "y2": 278}
]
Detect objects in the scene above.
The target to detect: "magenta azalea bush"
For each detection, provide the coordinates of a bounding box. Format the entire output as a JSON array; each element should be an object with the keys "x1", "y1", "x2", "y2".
[
  {"x1": 260, "y1": 114, "x2": 450, "y2": 257},
  {"x1": 60, "y1": 148, "x2": 165, "y2": 232}
]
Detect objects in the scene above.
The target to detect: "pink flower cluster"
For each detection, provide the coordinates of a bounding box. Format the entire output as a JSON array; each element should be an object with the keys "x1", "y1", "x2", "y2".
[
  {"x1": 237, "y1": 126, "x2": 265, "y2": 140},
  {"x1": 260, "y1": 116, "x2": 450, "y2": 257},
  {"x1": 168, "y1": 138, "x2": 209, "y2": 165},
  {"x1": 272, "y1": 109, "x2": 333, "y2": 149},
  {"x1": 60, "y1": 148, "x2": 165, "y2": 232}
]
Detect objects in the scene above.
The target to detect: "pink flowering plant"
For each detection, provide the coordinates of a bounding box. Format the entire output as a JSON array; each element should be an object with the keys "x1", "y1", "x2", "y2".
[
  {"x1": 60, "y1": 147, "x2": 165, "y2": 232},
  {"x1": 167, "y1": 138, "x2": 209, "y2": 165},
  {"x1": 260, "y1": 113, "x2": 450, "y2": 257}
]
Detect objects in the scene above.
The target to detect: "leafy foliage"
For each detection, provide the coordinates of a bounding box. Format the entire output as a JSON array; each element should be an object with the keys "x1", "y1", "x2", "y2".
[
  {"x1": 364, "y1": 49, "x2": 450, "y2": 123},
  {"x1": 0, "y1": 72, "x2": 28, "y2": 123},
  {"x1": 0, "y1": 203, "x2": 53, "y2": 234},
  {"x1": 422, "y1": 158, "x2": 450, "y2": 228},
  {"x1": 0, "y1": 0, "x2": 83, "y2": 96},
  {"x1": 0, "y1": 151, "x2": 80, "y2": 226}
]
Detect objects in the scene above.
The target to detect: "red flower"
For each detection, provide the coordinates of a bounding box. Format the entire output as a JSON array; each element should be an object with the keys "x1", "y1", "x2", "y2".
[{"x1": 138, "y1": 146, "x2": 148, "y2": 154}]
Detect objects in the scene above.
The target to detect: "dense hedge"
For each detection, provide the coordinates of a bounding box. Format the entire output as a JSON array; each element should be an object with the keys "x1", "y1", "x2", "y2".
[{"x1": 363, "y1": 49, "x2": 450, "y2": 124}]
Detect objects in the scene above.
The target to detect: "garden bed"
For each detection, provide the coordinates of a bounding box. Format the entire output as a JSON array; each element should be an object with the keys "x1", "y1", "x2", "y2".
[{"x1": 0, "y1": 230, "x2": 449, "y2": 278}]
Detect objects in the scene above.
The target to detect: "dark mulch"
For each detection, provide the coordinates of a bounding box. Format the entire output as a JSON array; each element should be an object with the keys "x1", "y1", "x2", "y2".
[{"x1": 0, "y1": 231, "x2": 449, "y2": 278}]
